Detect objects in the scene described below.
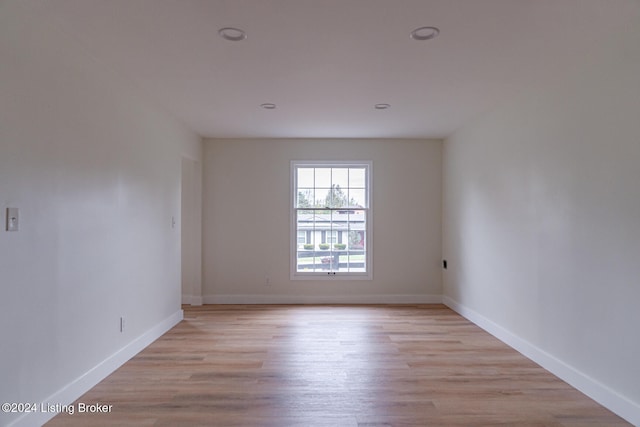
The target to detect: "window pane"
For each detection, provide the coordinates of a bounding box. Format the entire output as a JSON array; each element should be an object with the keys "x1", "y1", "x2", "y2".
[
  {"x1": 296, "y1": 210, "x2": 315, "y2": 244},
  {"x1": 343, "y1": 252, "x2": 364, "y2": 272},
  {"x1": 315, "y1": 168, "x2": 331, "y2": 188},
  {"x1": 348, "y1": 189, "x2": 366, "y2": 208},
  {"x1": 296, "y1": 189, "x2": 314, "y2": 208},
  {"x1": 316, "y1": 211, "x2": 331, "y2": 231},
  {"x1": 317, "y1": 187, "x2": 332, "y2": 208},
  {"x1": 332, "y1": 210, "x2": 349, "y2": 230},
  {"x1": 348, "y1": 211, "x2": 366, "y2": 250},
  {"x1": 297, "y1": 168, "x2": 314, "y2": 188},
  {"x1": 328, "y1": 185, "x2": 348, "y2": 208},
  {"x1": 297, "y1": 248, "x2": 319, "y2": 271},
  {"x1": 332, "y1": 168, "x2": 349, "y2": 188},
  {"x1": 297, "y1": 209, "x2": 315, "y2": 219},
  {"x1": 349, "y1": 168, "x2": 366, "y2": 188},
  {"x1": 297, "y1": 210, "x2": 319, "y2": 272}
]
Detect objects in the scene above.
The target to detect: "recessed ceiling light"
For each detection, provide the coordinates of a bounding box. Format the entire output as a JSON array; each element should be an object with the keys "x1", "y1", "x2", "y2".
[
  {"x1": 374, "y1": 104, "x2": 391, "y2": 110},
  {"x1": 260, "y1": 103, "x2": 276, "y2": 110},
  {"x1": 218, "y1": 27, "x2": 247, "y2": 41},
  {"x1": 410, "y1": 26, "x2": 440, "y2": 41}
]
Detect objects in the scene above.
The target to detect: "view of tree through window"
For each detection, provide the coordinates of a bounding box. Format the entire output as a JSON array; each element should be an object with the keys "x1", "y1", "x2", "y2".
[{"x1": 292, "y1": 162, "x2": 370, "y2": 277}]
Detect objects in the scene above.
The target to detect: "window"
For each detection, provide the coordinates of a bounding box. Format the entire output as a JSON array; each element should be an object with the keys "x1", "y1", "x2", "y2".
[{"x1": 291, "y1": 161, "x2": 371, "y2": 279}]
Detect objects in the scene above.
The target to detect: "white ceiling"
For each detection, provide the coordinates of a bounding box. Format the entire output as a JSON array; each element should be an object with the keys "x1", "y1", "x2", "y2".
[{"x1": 33, "y1": 0, "x2": 640, "y2": 139}]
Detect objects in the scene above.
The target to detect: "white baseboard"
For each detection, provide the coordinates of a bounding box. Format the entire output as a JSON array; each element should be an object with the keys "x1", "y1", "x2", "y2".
[
  {"x1": 203, "y1": 294, "x2": 442, "y2": 305},
  {"x1": 442, "y1": 296, "x2": 640, "y2": 426},
  {"x1": 181, "y1": 294, "x2": 203, "y2": 306},
  {"x1": 9, "y1": 310, "x2": 183, "y2": 427}
]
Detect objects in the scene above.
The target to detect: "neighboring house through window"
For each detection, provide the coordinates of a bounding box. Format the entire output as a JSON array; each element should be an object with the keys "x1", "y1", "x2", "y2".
[{"x1": 291, "y1": 161, "x2": 372, "y2": 279}]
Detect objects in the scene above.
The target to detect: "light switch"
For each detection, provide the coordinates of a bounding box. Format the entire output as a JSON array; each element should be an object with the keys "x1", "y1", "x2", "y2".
[{"x1": 6, "y1": 208, "x2": 19, "y2": 231}]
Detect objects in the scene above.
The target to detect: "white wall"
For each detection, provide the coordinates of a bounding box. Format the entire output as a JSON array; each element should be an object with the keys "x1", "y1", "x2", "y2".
[
  {"x1": 442, "y1": 17, "x2": 640, "y2": 425},
  {"x1": 181, "y1": 157, "x2": 203, "y2": 305},
  {"x1": 202, "y1": 138, "x2": 442, "y2": 303},
  {"x1": 0, "y1": 2, "x2": 201, "y2": 426}
]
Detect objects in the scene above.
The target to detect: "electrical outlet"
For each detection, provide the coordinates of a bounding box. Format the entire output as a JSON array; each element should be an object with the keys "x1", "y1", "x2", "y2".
[{"x1": 6, "y1": 208, "x2": 19, "y2": 231}]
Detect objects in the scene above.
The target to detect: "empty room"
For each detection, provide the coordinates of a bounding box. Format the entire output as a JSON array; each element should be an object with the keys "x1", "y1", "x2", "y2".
[{"x1": 1, "y1": 1, "x2": 639, "y2": 426}]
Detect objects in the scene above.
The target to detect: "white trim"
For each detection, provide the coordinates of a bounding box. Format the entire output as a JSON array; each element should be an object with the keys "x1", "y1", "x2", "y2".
[
  {"x1": 291, "y1": 272, "x2": 372, "y2": 281},
  {"x1": 290, "y1": 160, "x2": 373, "y2": 281},
  {"x1": 442, "y1": 296, "x2": 640, "y2": 426},
  {"x1": 8, "y1": 310, "x2": 183, "y2": 427},
  {"x1": 203, "y1": 294, "x2": 442, "y2": 304}
]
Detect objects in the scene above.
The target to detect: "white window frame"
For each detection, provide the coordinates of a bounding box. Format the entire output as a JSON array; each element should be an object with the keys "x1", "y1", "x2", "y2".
[{"x1": 290, "y1": 160, "x2": 372, "y2": 280}]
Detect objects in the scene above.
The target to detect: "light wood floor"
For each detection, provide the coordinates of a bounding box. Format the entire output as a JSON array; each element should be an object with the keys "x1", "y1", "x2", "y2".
[{"x1": 47, "y1": 305, "x2": 629, "y2": 426}]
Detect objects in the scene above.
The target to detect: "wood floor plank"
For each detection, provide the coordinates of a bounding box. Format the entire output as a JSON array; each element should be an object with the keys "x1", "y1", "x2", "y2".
[{"x1": 46, "y1": 305, "x2": 630, "y2": 426}]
